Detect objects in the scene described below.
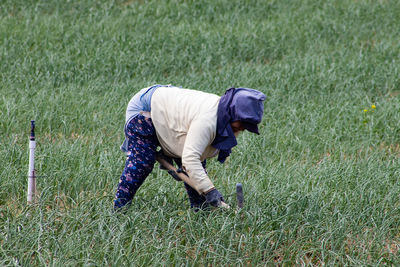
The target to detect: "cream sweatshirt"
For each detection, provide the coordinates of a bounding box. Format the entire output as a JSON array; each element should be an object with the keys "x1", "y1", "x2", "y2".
[{"x1": 151, "y1": 86, "x2": 220, "y2": 194}]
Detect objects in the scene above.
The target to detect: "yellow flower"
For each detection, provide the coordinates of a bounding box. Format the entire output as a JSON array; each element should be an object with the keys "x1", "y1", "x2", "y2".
[
  {"x1": 363, "y1": 109, "x2": 368, "y2": 113},
  {"x1": 371, "y1": 104, "x2": 376, "y2": 109}
]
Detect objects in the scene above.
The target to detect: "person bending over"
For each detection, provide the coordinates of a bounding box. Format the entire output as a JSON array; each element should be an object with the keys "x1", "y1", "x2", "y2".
[{"x1": 114, "y1": 84, "x2": 265, "y2": 210}]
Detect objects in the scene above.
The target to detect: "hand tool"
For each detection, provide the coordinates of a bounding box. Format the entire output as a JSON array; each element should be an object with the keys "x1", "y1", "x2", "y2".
[{"x1": 156, "y1": 152, "x2": 232, "y2": 208}]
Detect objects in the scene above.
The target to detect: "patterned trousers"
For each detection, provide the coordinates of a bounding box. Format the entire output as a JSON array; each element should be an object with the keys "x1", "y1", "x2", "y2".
[{"x1": 114, "y1": 114, "x2": 207, "y2": 209}]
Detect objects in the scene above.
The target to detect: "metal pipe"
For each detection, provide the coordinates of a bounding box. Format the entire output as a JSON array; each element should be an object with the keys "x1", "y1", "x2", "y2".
[{"x1": 27, "y1": 120, "x2": 36, "y2": 204}]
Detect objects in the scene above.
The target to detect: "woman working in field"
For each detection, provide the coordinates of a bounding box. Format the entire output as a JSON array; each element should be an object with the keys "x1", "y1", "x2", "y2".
[{"x1": 114, "y1": 85, "x2": 265, "y2": 210}]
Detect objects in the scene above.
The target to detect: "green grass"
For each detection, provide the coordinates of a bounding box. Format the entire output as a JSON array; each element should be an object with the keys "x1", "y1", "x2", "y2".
[{"x1": 1, "y1": 0, "x2": 400, "y2": 265}]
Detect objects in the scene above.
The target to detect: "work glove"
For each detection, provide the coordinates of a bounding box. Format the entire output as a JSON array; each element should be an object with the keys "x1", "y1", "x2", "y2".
[{"x1": 205, "y1": 188, "x2": 225, "y2": 207}]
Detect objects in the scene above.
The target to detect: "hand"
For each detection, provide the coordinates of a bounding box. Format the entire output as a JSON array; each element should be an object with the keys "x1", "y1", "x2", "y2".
[{"x1": 205, "y1": 189, "x2": 225, "y2": 207}]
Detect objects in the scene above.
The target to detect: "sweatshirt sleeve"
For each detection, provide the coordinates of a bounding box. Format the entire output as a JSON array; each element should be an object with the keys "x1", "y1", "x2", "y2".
[{"x1": 181, "y1": 118, "x2": 215, "y2": 194}]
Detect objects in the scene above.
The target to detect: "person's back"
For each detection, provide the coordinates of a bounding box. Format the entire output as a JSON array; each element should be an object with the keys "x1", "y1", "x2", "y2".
[{"x1": 151, "y1": 86, "x2": 220, "y2": 159}]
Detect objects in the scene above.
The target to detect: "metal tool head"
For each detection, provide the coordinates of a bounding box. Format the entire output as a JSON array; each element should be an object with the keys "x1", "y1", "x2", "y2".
[{"x1": 236, "y1": 183, "x2": 244, "y2": 209}]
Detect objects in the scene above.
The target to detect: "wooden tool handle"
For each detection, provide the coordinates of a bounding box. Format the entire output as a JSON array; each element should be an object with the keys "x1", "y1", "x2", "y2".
[{"x1": 156, "y1": 152, "x2": 230, "y2": 209}]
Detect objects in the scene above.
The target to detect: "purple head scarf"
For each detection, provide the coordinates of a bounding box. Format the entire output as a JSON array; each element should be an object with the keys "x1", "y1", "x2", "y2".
[{"x1": 212, "y1": 88, "x2": 266, "y2": 163}]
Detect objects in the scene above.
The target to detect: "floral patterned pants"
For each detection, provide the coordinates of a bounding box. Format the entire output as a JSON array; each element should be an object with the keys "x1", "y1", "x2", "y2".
[{"x1": 114, "y1": 114, "x2": 207, "y2": 209}]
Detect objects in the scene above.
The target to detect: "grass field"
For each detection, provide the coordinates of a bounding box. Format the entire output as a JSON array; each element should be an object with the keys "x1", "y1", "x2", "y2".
[{"x1": 1, "y1": 0, "x2": 400, "y2": 265}]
